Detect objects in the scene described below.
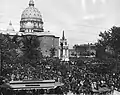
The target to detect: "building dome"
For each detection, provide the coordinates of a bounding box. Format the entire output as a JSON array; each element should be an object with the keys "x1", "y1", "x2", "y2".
[
  {"x1": 20, "y1": 0, "x2": 44, "y2": 32},
  {"x1": 21, "y1": 1, "x2": 42, "y2": 21},
  {"x1": 7, "y1": 21, "x2": 15, "y2": 31}
]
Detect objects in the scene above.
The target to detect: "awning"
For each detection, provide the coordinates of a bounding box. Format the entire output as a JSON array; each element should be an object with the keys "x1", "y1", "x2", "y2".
[{"x1": 9, "y1": 80, "x2": 64, "y2": 90}]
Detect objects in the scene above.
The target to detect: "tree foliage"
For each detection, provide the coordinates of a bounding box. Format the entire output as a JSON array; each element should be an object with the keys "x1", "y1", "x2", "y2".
[
  {"x1": 0, "y1": 34, "x2": 19, "y2": 76},
  {"x1": 0, "y1": 34, "x2": 43, "y2": 76},
  {"x1": 49, "y1": 47, "x2": 56, "y2": 57},
  {"x1": 19, "y1": 35, "x2": 42, "y2": 66},
  {"x1": 94, "y1": 26, "x2": 120, "y2": 72},
  {"x1": 96, "y1": 26, "x2": 120, "y2": 58}
]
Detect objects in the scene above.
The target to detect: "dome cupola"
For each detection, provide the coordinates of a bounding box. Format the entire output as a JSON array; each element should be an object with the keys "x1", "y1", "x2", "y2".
[
  {"x1": 29, "y1": 0, "x2": 34, "y2": 6},
  {"x1": 20, "y1": 0, "x2": 44, "y2": 32}
]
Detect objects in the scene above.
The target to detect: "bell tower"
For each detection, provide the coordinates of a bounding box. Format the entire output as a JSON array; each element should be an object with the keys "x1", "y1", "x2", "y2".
[{"x1": 59, "y1": 31, "x2": 69, "y2": 61}]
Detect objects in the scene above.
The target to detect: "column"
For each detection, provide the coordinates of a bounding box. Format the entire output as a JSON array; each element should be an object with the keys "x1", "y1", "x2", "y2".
[{"x1": 59, "y1": 47, "x2": 61, "y2": 59}]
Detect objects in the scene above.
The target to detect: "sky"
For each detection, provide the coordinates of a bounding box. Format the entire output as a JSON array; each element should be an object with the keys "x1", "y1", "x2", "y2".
[{"x1": 0, "y1": 0, "x2": 120, "y2": 48}]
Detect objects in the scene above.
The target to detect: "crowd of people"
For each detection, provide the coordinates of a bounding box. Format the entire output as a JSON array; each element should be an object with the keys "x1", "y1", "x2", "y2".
[
  {"x1": 1, "y1": 57, "x2": 120, "y2": 94},
  {"x1": 0, "y1": 87, "x2": 63, "y2": 95}
]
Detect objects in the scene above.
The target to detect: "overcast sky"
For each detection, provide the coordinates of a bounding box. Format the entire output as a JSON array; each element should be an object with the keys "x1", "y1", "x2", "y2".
[{"x1": 0, "y1": 0, "x2": 120, "y2": 48}]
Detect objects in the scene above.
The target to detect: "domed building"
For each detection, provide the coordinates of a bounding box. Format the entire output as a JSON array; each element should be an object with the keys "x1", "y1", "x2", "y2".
[
  {"x1": 0, "y1": 0, "x2": 60, "y2": 57},
  {"x1": 20, "y1": 0, "x2": 59, "y2": 57}
]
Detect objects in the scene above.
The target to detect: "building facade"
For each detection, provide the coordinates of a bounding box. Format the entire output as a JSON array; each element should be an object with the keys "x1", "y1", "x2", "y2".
[{"x1": 69, "y1": 43, "x2": 96, "y2": 57}]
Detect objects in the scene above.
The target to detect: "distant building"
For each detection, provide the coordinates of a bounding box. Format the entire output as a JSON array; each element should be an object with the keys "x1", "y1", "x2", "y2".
[
  {"x1": 69, "y1": 49, "x2": 76, "y2": 57},
  {"x1": 0, "y1": 0, "x2": 59, "y2": 57},
  {"x1": 59, "y1": 31, "x2": 69, "y2": 61},
  {"x1": 69, "y1": 43, "x2": 96, "y2": 57},
  {"x1": 87, "y1": 44, "x2": 96, "y2": 57}
]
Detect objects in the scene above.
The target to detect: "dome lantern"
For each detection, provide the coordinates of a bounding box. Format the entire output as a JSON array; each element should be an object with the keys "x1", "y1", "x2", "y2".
[{"x1": 29, "y1": 0, "x2": 34, "y2": 7}]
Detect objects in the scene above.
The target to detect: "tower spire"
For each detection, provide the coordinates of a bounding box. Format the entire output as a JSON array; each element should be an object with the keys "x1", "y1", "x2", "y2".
[
  {"x1": 29, "y1": 0, "x2": 34, "y2": 6},
  {"x1": 59, "y1": 30, "x2": 69, "y2": 61},
  {"x1": 9, "y1": 21, "x2": 12, "y2": 25},
  {"x1": 62, "y1": 30, "x2": 65, "y2": 40}
]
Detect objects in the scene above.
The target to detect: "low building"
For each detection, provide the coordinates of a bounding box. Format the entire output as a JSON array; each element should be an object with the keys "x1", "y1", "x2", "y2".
[{"x1": 69, "y1": 43, "x2": 96, "y2": 57}]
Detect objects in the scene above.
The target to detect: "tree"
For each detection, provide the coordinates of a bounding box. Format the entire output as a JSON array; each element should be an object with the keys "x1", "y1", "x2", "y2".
[
  {"x1": 110, "y1": 27, "x2": 120, "y2": 56},
  {"x1": 96, "y1": 26, "x2": 120, "y2": 59},
  {"x1": 20, "y1": 35, "x2": 42, "y2": 66},
  {"x1": 73, "y1": 44, "x2": 80, "y2": 57},
  {"x1": 49, "y1": 47, "x2": 56, "y2": 57},
  {"x1": 0, "y1": 33, "x2": 6, "y2": 76},
  {"x1": 95, "y1": 26, "x2": 120, "y2": 72},
  {"x1": 0, "y1": 34, "x2": 18, "y2": 76}
]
